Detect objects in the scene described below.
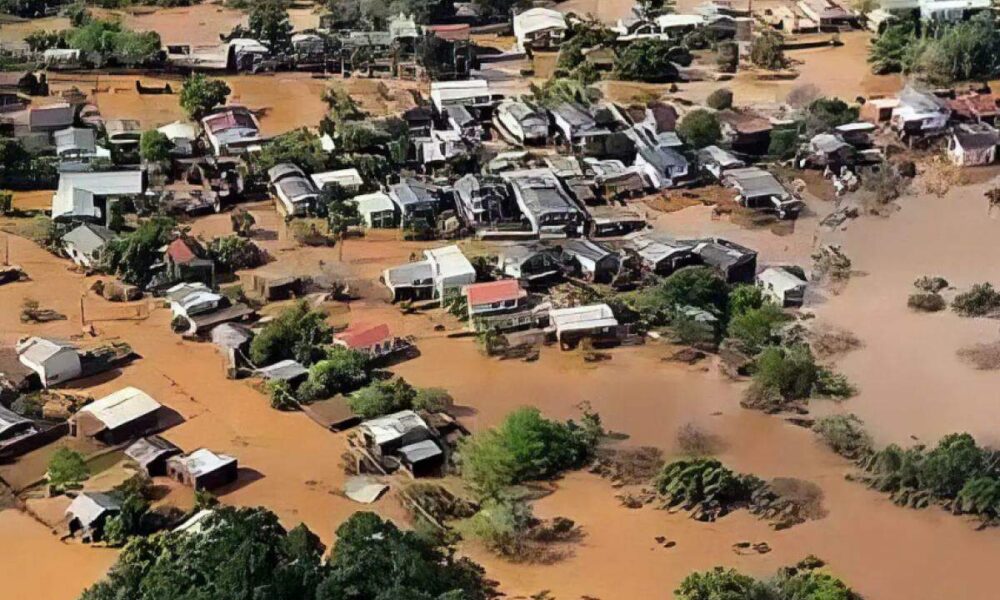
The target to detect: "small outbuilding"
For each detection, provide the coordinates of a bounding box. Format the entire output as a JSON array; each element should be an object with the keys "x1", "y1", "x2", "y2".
[
  {"x1": 166, "y1": 448, "x2": 238, "y2": 491},
  {"x1": 62, "y1": 223, "x2": 117, "y2": 269},
  {"x1": 549, "y1": 304, "x2": 620, "y2": 349},
  {"x1": 66, "y1": 491, "x2": 121, "y2": 542},
  {"x1": 125, "y1": 435, "x2": 182, "y2": 477},
  {"x1": 70, "y1": 387, "x2": 163, "y2": 445},
  {"x1": 758, "y1": 266, "x2": 807, "y2": 307},
  {"x1": 947, "y1": 123, "x2": 999, "y2": 167},
  {"x1": 16, "y1": 337, "x2": 82, "y2": 388}
]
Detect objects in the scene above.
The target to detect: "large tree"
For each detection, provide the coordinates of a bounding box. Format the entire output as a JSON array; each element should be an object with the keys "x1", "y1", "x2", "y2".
[
  {"x1": 179, "y1": 74, "x2": 231, "y2": 120},
  {"x1": 249, "y1": 0, "x2": 294, "y2": 53}
]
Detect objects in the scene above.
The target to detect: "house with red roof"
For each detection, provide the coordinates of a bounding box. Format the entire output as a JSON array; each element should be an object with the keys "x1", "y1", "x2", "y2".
[
  {"x1": 463, "y1": 279, "x2": 537, "y2": 332},
  {"x1": 333, "y1": 323, "x2": 395, "y2": 359},
  {"x1": 163, "y1": 237, "x2": 215, "y2": 287}
]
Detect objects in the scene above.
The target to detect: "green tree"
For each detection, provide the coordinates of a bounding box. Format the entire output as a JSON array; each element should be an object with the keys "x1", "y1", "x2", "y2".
[
  {"x1": 727, "y1": 284, "x2": 765, "y2": 319},
  {"x1": 249, "y1": 300, "x2": 333, "y2": 366},
  {"x1": 675, "y1": 566, "x2": 770, "y2": 600},
  {"x1": 347, "y1": 377, "x2": 417, "y2": 419},
  {"x1": 459, "y1": 407, "x2": 598, "y2": 499},
  {"x1": 103, "y1": 486, "x2": 150, "y2": 546},
  {"x1": 958, "y1": 476, "x2": 1000, "y2": 523},
  {"x1": 659, "y1": 266, "x2": 730, "y2": 315},
  {"x1": 139, "y1": 130, "x2": 172, "y2": 163},
  {"x1": 48, "y1": 447, "x2": 89, "y2": 491},
  {"x1": 805, "y1": 97, "x2": 860, "y2": 133},
  {"x1": 750, "y1": 344, "x2": 819, "y2": 401},
  {"x1": 267, "y1": 378, "x2": 298, "y2": 410},
  {"x1": 248, "y1": 0, "x2": 294, "y2": 52},
  {"x1": 206, "y1": 235, "x2": 264, "y2": 272},
  {"x1": 296, "y1": 346, "x2": 370, "y2": 403},
  {"x1": 613, "y1": 38, "x2": 680, "y2": 83},
  {"x1": 952, "y1": 283, "x2": 1000, "y2": 317},
  {"x1": 676, "y1": 109, "x2": 721, "y2": 148},
  {"x1": 464, "y1": 496, "x2": 534, "y2": 557},
  {"x1": 230, "y1": 208, "x2": 255, "y2": 237},
  {"x1": 252, "y1": 128, "x2": 327, "y2": 177},
  {"x1": 749, "y1": 29, "x2": 786, "y2": 70},
  {"x1": 868, "y1": 21, "x2": 918, "y2": 74},
  {"x1": 726, "y1": 303, "x2": 789, "y2": 355},
  {"x1": 768, "y1": 128, "x2": 799, "y2": 159},
  {"x1": 179, "y1": 74, "x2": 231, "y2": 120},
  {"x1": 919, "y1": 433, "x2": 984, "y2": 499},
  {"x1": 413, "y1": 387, "x2": 454, "y2": 413},
  {"x1": 99, "y1": 217, "x2": 176, "y2": 286}
]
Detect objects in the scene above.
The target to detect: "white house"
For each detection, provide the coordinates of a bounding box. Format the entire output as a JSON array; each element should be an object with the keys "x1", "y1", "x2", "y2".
[
  {"x1": 495, "y1": 100, "x2": 548, "y2": 145},
  {"x1": 513, "y1": 8, "x2": 567, "y2": 52},
  {"x1": 426, "y1": 245, "x2": 476, "y2": 299},
  {"x1": 430, "y1": 79, "x2": 492, "y2": 113},
  {"x1": 311, "y1": 168, "x2": 364, "y2": 193},
  {"x1": 947, "y1": 123, "x2": 999, "y2": 167},
  {"x1": 349, "y1": 192, "x2": 397, "y2": 228},
  {"x1": 16, "y1": 337, "x2": 82, "y2": 387},
  {"x1": 52, "y1": 171, "x2": 144, "y2": 222},
  {"x1": 268, "y1": 163, "x2": 319, "y2": 217},
  {"x1": 758, "y1": 266, "x2": 807, "y2": 307},
  {"x1": 165, "y1": 282, "x2": 224, "y2": 319},
  {"x1": 548, "y1": 304, "x2": 619, "y2": 347},
  {"x1": 62, "y1": 223, "x2": 117, "y2": 268}
]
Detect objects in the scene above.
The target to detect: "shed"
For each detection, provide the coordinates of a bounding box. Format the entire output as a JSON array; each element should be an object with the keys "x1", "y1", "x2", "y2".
[
  {"x1": 71, "y1": 387, "x2": 163, "y2": 444},
  {"x1": 359, "y1": 410, "x2": 433, "y2": 457},
  {"x1": 255, "y1": 359, "x2": 308, "y2": 383},
  {"x1": 758, "y1": 266, "x2": 807, "y2": 307},
  {"x1": 166, "y1": 448, "x2": 238, "y2": 491},
  {"x1": 62, "y1": 223, "x2": 117, "y2": 268},
  {"x1": 125, "y1": 435, "x2": 182, "y2": 477},
  {"x1": 548, "y1": 304, "x2": 620, "y2": 348},
  {"x1": 66, "y1": 492, "x2": 120, "y2": 541},
  {"x1": 398, "y1": 439, "x2": 444, "y2": 476},
  {"x1": 16, "y1": 337, "x2": 82, "y2": 388}
]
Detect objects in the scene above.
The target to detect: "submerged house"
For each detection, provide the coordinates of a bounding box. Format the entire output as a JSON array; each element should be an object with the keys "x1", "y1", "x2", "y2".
[
  {"x1": 453, "y1": 174, "x2": 518, "y2": 228},
  {"x1": 163, "y1": 237, "x2": 215, "y2": 287},
  {"x1": 16, "y1": 337, "x2": 82, "y2": 388},
  {"x1": 718, "y1": 110, "x2": 773, "y2": 154},
  {"x1": 758, "y1": 266, "x2": 807, "y2": 307},
  {"x1": 947, "y1": 122, "x2": 999, "y2": 167},
  {"x1": 61, "y1": 223, "x2": 117, "y2": 268},
  {"x1": 559, "y1": 239, "x2": 621, "y2": 283},
  {"x1": 52, "y1": 170, "x2": 144, "y2": 223},
  {"x1": 684, "y1": 237, "x2": 758, "y2": 284},
  {"x1": 463, "y1": 279, "x2": 533, "y2": 332},
  {"x1": 513, "y1": 7, "x2": 568, "y2": 51},
  {"x1": 890, "y1": 86, "x2": 951, "y2": 142},
  {"x1": 349, "y1": 192, "x2": 397, "y2": 228},
  {"x1": 388, "y1": 178, "x2": 441, "y2": 228},
  {"x1": 167, "y1": 448, "x2": 238, "y2": 491},
  {"x1": 549, "y1": 304, "x2": 620, "y2": 349},
  {"x1": 501, "y1": 168, "x2": 584, "y2": 237},
  {"x1": 70, "y1": 386, "x2": 163, "y2": 445},
  {"x1": 333, "y1": 323, "x2": 397, "y2": 360},
  {"x1": 125, "y1": 435, "x2": 182, "y2": 477},
  {"x1": 698, "y1": 145, "x2": 745, "y2": 180},
  {"x1": 383, "y1": 245, "x2": 476, "y2": 301},
  {"x1": 497, "y1": 243, "x2": 563, "y2": 283},
  {"x1": 269, "y1": 163, "x2": 319, "y2": 217},
  {"x1": 202, "y1": 106, "x2": 264, "y2": 156},
  {"x1": 359, "y1": 410, "x2": 443, "y2": 476},
  {"x1": 494, "y1": 100, "x2": 548, "y2": 145},
  {"x1": 66, "y1": 492, "x2": 120, "y2": 542},
  {"x1": 722, "y1": 167, "x2": 802, "y2": 219},
  {"x1": 625, "y1": 233, "x2": 697, "y2": 276}
]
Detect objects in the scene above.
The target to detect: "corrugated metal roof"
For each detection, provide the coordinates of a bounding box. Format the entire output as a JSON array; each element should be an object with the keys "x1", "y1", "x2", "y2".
[{"x1": 77, "y1": 387, "x2": 161, "y2": 431}]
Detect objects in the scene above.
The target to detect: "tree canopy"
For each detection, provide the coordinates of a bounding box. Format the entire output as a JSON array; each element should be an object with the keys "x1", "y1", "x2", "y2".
[
  {"x1": 676, "y1": 109, "x2": 721, "y2": 148},
  {"x1": 613, "y1": 38, "x2": 680, "y2": 83},
  {"x1": 99, "y1": 218, "x2": 176, "y2": 286},
  {"x1": 248, "y1": 0, "x2": 293, "y2": 53},
  {"x1": 179, "y1": 74, "x2": 231, "y2": 120},
  {"x1": 249, "y1": 301, "x2": 333, "y2": 367},
  {"x1": 139, "y1": 130, "x2": 172, "y2": 163}
]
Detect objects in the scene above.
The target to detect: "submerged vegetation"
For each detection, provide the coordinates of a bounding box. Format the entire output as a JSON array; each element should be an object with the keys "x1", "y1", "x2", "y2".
[{"x1": 676, "y1": 557, "x2": 862, "y2": 600}]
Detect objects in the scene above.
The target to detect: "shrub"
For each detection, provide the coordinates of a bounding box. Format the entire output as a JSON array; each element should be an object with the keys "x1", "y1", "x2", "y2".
[
  {"x1": 805, "y1": 97, "x2": 860, "y2": 133},
  {"x1": 459, "y1": 407, "x2": 600, "y2": 499},
  {"x1": 267, "y1": 379, "x2": 298, "y2": 411},
  {"x1": 463, "y1": 496, "x2": 534, "y2": 557},
  {"x1": 751, "y1": 344, "x2": 819, "y2": 401},
  {"x1": 705, "y1": 88, "x2": 733, "y2": 110},
  {"x1": 726, "y1": 303, "x2": 790, "y2": 355},
  {"x1": 347, "y1": 378, "x2": 416, "y2": 419},
  {"x1": 768, "y1": 128, "x2": 799, "y2": 159},
  {"x1": 676, "y1": 422, "x2": 718, "y2": 456},
  {"x1": 953, "y1": 283, "x2": 1000, "y2": 317},
  {"x1": 914, "y1": 275, "x2": 948, "y2": 293},
  {"x1": 677, "y1": 109, "x2": 722, "y2": 148},
  {"x1": 907, "y1": 292, "x2": 946, "y2": 312},
  {"x1": 413, "y1": 387, "x2": 454, "y2": 413},
  {"x1": 48, "y1": 447, "x2": 89, "y2": 490},
  {"x1": 813, "y1": 414, "x2": 872, "y2": 459},
  {"x1": 655, "y1": 459, "x2": 762, "y2": 520},
  {"x1": 749, "y1": 30, "x2": 786, "y2": 70}
]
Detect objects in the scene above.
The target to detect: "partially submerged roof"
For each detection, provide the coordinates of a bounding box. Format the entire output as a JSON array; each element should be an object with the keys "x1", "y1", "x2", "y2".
[
  {"x1": 359, "y1": 410, "x2": 429, "y2": 446},
  {"x1": 502, "y1": 168, "x2": 580, "y2": 216},
  {"x1": 399, "y1": 439, "x2": 443, "y2": 463},
  {"x1": 759, "y1": 266, "x2": 808, "y2": 291},
  {"x1": 549, "y1": 304, "x2": 618, "y2": 332},
  {"x1": 255, "y1": 359, "x2": 308, "y2": 381},
  {"x1": 514, "y1": 7, "x2": 568, "y2": 36},
  {"x1": 62, "y1": 223, "x2": 117, "y2": 256},
  {"x1": 66, "y1": 492, "x2": 120, "y2": 527},
  {"x1": 350, "y1": 191, "x2": 395, "y2": 216},
  {"x1": 952, "y1": 122, "x2": 1000, "y2": 149},
  {"x1": 170, "y1": 448, "x2": 236, "y2": 477},
  {"x1": 210, "y1": 322, "x2": 254, "y2": 349},
  {"x1": 77, "y1": 387, "x2": 161, "y2": 431},
  {"x1": 723, "y1": 167, "x2": 788, "y2": 198},
  {"x1": 0, "y1": 405, "x2": 32, "y2": 439},
  {"x1": 29, "y1": 102, "x2": 73, "y2": 129},
  {"x1": 16, "y1": 337, "x2": 77, "y2": 366},
  {"x1": 464, "y1": 279, "x2": 526, "y2": 306},
  {"x1": 335, "y1": 323, "x2": 391, "y2": 349},
  {"x1": 311, "y1": 168, "x2": 363, "y2": 189},
  {"x1": 125, "y1": 435, "x2": 181, "y2": 467}
]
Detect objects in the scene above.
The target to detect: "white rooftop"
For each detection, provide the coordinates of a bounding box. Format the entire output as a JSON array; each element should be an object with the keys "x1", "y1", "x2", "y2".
[
  {"x1": 425, "y1": 245, "x2": 476, "y2": 280},
  {"x1": 172, "y1": 448, "x2": 236, "y2": 477},
  {"x1": 77, "y1": 387, "x2": 161, "y2": 431},
  {"x1": 311, "y1": 168, "x2": 364, "y2": 189},
  {"x1": 549, "y1": 304, "x2": 619, "y2": 333},
  {"x1": 360, "y1": 409, "x2": 429, "y2": 446}
]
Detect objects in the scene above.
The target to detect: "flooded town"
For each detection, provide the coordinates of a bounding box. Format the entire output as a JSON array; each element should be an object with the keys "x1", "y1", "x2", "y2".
[{"x1": 0, "y1": 0, "x2": 999, "y2": 598}]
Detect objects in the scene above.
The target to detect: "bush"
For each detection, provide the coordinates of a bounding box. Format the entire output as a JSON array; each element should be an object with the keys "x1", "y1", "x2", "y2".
[
  {"x1": 676, "y1": 109, "x2": 721, "y2": 148},
  {"x1": 413, "y1": 387, "x2": 454, "y2": 413},
  {"x1": 952, "y1": 283, "x2": 1000, "y2": 317},
  {"x1": 907, "y1": 292, "x2": 946, "y2": 312},
  {"x1": 914, "y1": 275, "x2": 948, "y2": 293},
  {"x1": 751, "y1": 344, "x2": 819, "y2": 401},
  {"x1": 768, "y1": 128, "x2": 800, "y2": 159},
  {"x1": 655, "y1": 458, "x2": 761, "y2": 520},
  {"x1": 48, "y1": 447, "x2": 89, "y2": 490},
  {"x1": 206, "y1": 236, "x2": 264, "y2": 272},
  {"x1": 267, "y1": 379, "x2": 298, "y2": 411},
  {"x1": 463, "y1": 496, "x2": 534, "y2": 557},
  {"x1": 676, "y1": 422, "x2": 718, "y2": 456},
  {"x1": 749, "y1": 30, "x2": 786, "y2": 70},
  {"x1": 347, "y1": 378, "x2": 416, "y2": 419},
  {"x1": 705, "y1": 88, "x2": 733, "y2": 110},
  {"x1": 179, "y1": 74, "x2": 231, "y2": 120},
  {"x1": 296, "y1": 347, "x2": 370, "y2": 403},
  {"x1": 813, "y1": 414, "x2": 872, "y2": 459},
  {"x1": 459, "y1": 407, "x2": 600, "y2": 499},
  {"x1": 726, "y1": 303, "x2": 790, "y2": 355},
  {"x1": 139, "y1": 130, "x2": 172, "y2": 163},
  {"x1": 805, "y1": 97, "x2": 860, "y2": 133}
]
